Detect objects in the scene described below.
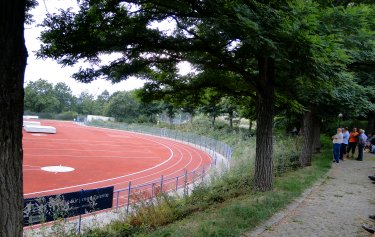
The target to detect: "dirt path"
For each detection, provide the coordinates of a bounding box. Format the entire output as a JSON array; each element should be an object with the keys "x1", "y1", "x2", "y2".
[{"x1": 247, "y1": 152, "x2": 375, "y2": 237}]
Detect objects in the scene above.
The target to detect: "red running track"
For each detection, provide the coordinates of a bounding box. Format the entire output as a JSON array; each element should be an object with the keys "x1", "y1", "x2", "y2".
[{"x1": 23, "y1": 120, "x2": 212, "y2": 199}]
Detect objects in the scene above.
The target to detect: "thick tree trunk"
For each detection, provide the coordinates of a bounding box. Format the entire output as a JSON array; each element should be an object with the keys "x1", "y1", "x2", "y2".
[
  {"x1": 0, "y1": 1, "x2": 27, "y2": 236},
  {"x1": 299, "y1": 110, "x2": 314, "y2": 166},
  {"x1": 312, "y1": 116, "x2": 321, "y2": 153},
  {"x1": 254, "y1": 57, "x2": 275, "y2": 192}
]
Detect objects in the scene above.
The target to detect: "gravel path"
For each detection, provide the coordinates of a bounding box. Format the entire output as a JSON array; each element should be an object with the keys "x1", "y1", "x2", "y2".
[{"x1": 247, "y1": 152, "x2": 375, "y2": 237}]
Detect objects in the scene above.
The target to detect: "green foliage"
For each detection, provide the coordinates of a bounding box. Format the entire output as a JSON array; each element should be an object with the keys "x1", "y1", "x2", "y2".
[
  {"x1": 54, "y1": 82, "x2": 74, "y2": 112},
  {"x1": 25, "y1": 0, "x2": 38, "y2": 24},
  {"x1": 75, "y1": 91, "x2": 99, "y2": 115},
  {"x1": 24, "y1": 79, "x2": 60, "y2": 113},
  {"x1": 274, "y1": 135, "x2": 302, "y2": 175},
  {"x1": 24, "y1": 80, "x2": 75, "y2": 115},
  {"x1": 36, "y1": 0, "x2": 375, "y2": 194},
  {"x1": 23, "y1": 81, "x2": 161, "y2": 122},
  {"x1": 55, "y1": 111, "x2": 78, "y2": 121},
  {"x1": 105, "y1": 91, "x2": 140, "y2": 122}
]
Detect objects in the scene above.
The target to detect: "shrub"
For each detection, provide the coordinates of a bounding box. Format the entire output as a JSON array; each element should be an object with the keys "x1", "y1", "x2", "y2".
[
  {"x1": 55, "y1": 111, "x2": 78, "y2": 121},
  {"x1": 37, "y1": 112, "x2": 54, "y2": 119}
]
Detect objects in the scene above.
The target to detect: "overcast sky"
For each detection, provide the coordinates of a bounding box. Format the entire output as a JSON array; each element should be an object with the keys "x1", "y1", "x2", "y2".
[{"x1": 24, "y1": 0, "x2": 146, "y2": 96}]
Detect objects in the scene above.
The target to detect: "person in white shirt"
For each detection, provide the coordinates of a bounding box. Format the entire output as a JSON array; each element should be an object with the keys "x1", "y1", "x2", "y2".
[
  {"x1": 332, "y1": 128, "x2": 343, "y2": 163},
  {"x1": 340, "y1": 127, "x2": 350, "y2": 161}
]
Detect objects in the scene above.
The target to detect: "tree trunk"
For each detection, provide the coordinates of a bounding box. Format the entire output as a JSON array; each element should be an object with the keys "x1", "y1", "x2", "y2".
[
  {"x1": 299, "y1": 109, "x2": 314, "y2": 166},
  {"x1": 312, "y1": 116, "x2": 321, "y2": 153},
  {"x1": 249, "y1": 120, "x2": 253, "y2": 131},
  {"x1": 0, "y1": 1, "x2": 27, "y2": 236},
  {"x1": 254, "y1": 57, "x2": 275, "y2": 192},
  {"x1": 229, "y1": 111, "x2": 233, "y2": 128},
  {"x1": 212, "y1": 115, "x2": 216, "y2": 127}
]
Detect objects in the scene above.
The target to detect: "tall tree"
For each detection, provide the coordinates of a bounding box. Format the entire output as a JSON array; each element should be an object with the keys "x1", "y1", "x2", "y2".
[
  {"x1": 24, "y1": 79, "x2": 59, "y2": 113},
  {"x1": 96, "y1": 89, "x2": 110, "y2": 115},
  {"x1": 75, "y1": 90, "x2": 98, "y2": 115},
  {"x1": 237, "y1": 96, "x2": 257, "y2": 131},
  {"x1": 38, "y1": 0, "x2": 345, "y2": 191},
  {"x1": 220, "y1": 96, "x2": 240, "y2": 128},
  {"x1": 54, "y1": 82, "x2": 74, "y2": 112},
  {"x1": 0, "y1": 0, "x2": 28, "y2": 236},
  {"x1": 200, "y1": 89, "x2": 224, "y2": 127},
  {"x1": 105, "y1": 91, "x2": 140, "y2": 121}
]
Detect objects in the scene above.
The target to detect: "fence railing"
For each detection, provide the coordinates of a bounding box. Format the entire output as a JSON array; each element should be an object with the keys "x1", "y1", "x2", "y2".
[
  {"x1": 86, "y1": 121, "x2": 233, "y2": 211},
  {"x1": 24, "y1": 121, "x2": 233, "y2": 234}
]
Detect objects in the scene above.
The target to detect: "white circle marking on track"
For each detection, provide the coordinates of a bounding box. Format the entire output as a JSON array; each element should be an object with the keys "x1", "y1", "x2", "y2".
[
  {"x1": 24, "y1": 135, "x2": 175, "y2": 196},
  {"x1": 41, "y1": 166, "x2": 75, "y2": 173},
  {"x1": 24, "y1": 124, "x2": 212, "y2": 196}
]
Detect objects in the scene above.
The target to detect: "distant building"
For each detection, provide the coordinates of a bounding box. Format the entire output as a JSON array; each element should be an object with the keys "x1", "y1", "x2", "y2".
[{"x1": 86, "y1": 115, "x2": 115, "y2": 122}]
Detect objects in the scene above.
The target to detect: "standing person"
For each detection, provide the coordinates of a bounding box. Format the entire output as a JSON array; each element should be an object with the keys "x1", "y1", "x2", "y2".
[
  {"x1": 356, "y1": 129, "x2": 368, "y2": 161},
  {"x1": 347, "y1": 127, "x2": 359, "y2": 159},
  {"x1": 340, "y1": 127, "x2": 350, "y2": 160},
  {"x1": 332, "y1": 128, "x2": 343, "y2": 163}
]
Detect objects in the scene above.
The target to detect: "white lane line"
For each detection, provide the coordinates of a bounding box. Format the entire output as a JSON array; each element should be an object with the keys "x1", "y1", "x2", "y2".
[
  {"x1": 25, "y1": 154, "x2": 160, "y2": 159},
  {"x1": 23, "y1": 142, "x2": 158, "y2": 148},
  {"x1": 23, "y1": 148, "x2": 155, "y2": 153},
  {"x1": 24, "y1": 137, "x2": 174, "y2": 196},
  {"x1": 109, "y1": 134, "x2": 210, "y2": 189},
  {"x1": 110, "y1": 140, "x2": 187, "y2": 187},
  {"x1": 24, "y1": 123, "x2": 213, "y2": 196}
]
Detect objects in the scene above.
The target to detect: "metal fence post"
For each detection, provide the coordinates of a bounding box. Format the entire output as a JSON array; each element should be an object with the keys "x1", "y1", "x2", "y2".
[
  {"x1": 126, "y1": 181, "x2": 132, "y2": 213},
  {"x1": 192, "y1": 170, "x2": 195, "y2": 185},
  {"x1": 175, "y1": 176, "x2": 179, "y2": 191},
  {"x1": 77, "y1": 189, "x2": 83, "y2": 235},
  {"x1": 183, "y1": 170, "x2": 188, "y2": 196},
  {"x1": 116, "y1": 191, "x2": 119, "y2": 210},
  {"x1": 151, "y1": 183, "x2": 155, "y2": 198},
  {"x1": 160, "y1": 175, "x2": 164, "y2": 194},
  {"x1": 201, "y1": 166, "x2": 205, "y2": 182}
]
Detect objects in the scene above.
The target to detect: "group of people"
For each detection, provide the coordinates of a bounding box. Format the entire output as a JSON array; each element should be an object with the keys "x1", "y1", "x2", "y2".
[
  {"x1": 332, "y1": 127, "x2": 372, "y2": 163},
  {"x1": 332, "y1": 128, "x2": 375, "y2": 234}
]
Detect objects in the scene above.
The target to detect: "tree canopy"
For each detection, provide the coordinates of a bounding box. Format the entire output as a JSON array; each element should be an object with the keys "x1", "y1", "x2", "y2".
[{"x1": 37, "y1": 0, "x2": 375, "y2": 191}]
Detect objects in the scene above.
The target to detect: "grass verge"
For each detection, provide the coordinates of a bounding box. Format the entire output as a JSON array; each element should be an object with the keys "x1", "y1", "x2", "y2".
[{"x1": 138, "y1": 138, "x2": 331, "y2": 237}]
